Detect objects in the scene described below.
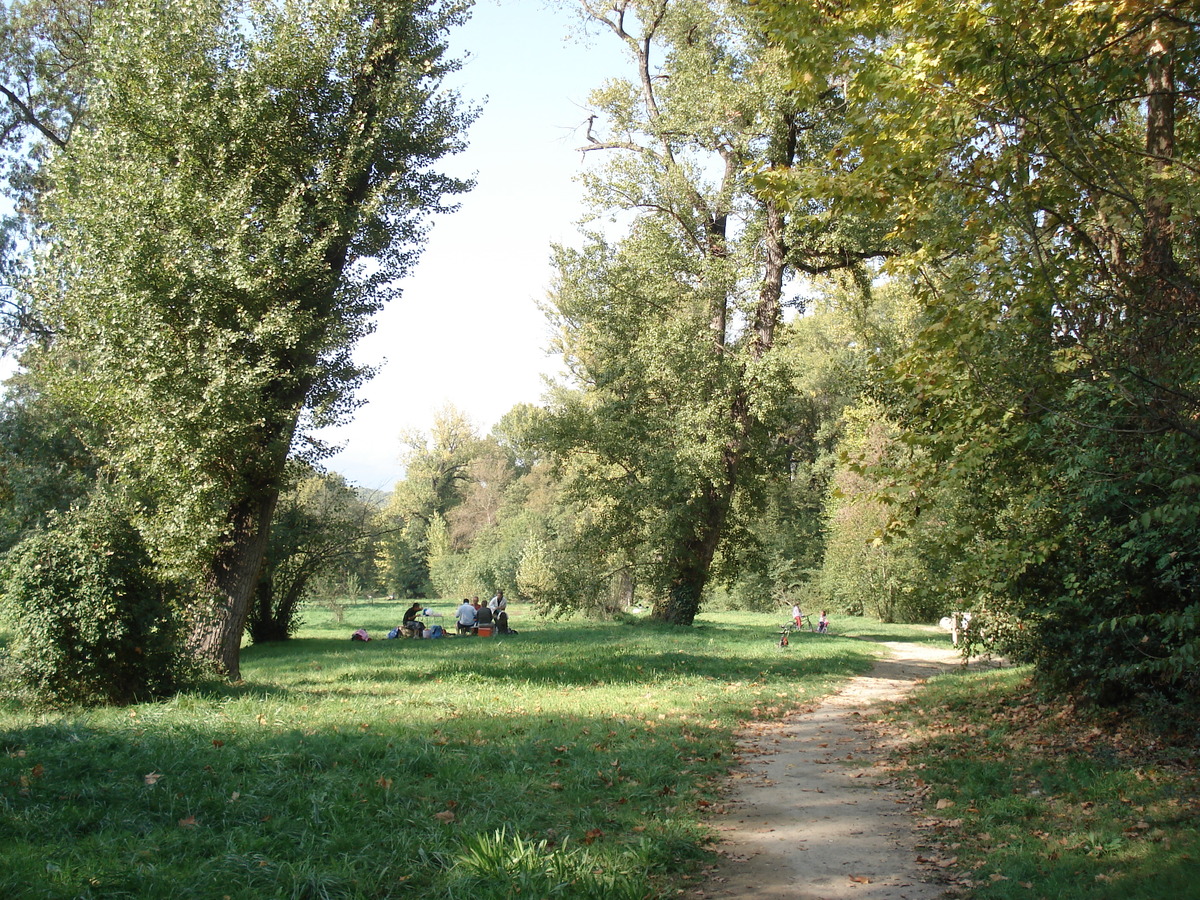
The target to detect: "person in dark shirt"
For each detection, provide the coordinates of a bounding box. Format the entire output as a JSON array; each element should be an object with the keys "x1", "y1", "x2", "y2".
[{"x1": 401, "y1": 602, "x2": 424, "y2": 637}]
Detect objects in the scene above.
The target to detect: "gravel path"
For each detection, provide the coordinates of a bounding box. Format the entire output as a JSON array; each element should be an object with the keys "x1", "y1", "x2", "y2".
[{"x1": 697, "y1": 639, "x2": 980, "y2": 900}]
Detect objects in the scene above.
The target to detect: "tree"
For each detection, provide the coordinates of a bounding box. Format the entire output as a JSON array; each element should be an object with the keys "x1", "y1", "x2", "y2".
[
  {"x1": 248, "y1": 464, "x2": 384, "y2": 643},
  {"x1": 1, "y1": 0, "x2": 99, "y2": 348},
  {"x1": 12, "y1": 0, "x2": 473, "y2": 678},
  {"x1": 542, "y1": 0, "x2": 888, "y2": 624},
  {"x1": 377, "y1": 405, "x2": 483, "y2": 597},
  {"x1": 759, "y1": 0, "x2": 1200, "y2": 700}
]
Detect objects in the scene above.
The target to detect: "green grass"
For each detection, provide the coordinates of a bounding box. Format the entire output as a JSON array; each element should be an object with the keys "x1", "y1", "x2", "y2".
[
  {"x1": 0, "y1": 603, "x2": 877, "y2": 899},
  {"x1": 875, "y1": 664, "x2": 1200, "y2": 900}
]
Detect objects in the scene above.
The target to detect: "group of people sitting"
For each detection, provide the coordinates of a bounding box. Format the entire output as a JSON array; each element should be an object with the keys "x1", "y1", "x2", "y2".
[
  {"x1": 455, "y1": 591, "x2": 513, "y2": 635},
  {"x1": 378, "y1": 592, "x2": 515, "y2": 640}
]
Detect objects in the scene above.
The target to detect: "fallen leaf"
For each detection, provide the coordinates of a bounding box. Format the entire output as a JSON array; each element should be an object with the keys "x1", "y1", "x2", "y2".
[
  {"x1": 936, "y1": 798, "x2": 955, "y2": 810},
  {"x1": 144, "y1": 772, "x2": 162, "y2": 785},
  {"x1": 178, "y1": 816, "x2": 197, "y2": 828},
  {"x1": 849, "y1": 874, "x2": 871, "y2": 884},
  {"x1": 433, "y1": 810, "x2": 455, "y2": 823}
]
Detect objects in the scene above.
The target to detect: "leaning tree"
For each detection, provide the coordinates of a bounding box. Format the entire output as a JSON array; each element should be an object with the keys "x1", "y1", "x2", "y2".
[{"x1": 4, "y1": 0, "x2": 473, "y2": 678}]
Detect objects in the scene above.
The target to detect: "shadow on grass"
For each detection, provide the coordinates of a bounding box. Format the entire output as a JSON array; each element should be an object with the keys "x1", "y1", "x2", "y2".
[
  {"x1": 0, "y1": 698, "x2": 755, "y2": 898},
  {"x1": 837, "y1": 624, "x2": 952, "y2": 646},
  {"x1": 238, "y1": 623, "x2": 877, "y2": 697}
]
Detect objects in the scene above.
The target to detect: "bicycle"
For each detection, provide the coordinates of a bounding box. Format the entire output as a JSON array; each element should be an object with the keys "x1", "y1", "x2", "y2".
[{"x1": 794, "y1": 612, "x2": 817, "y2": 633}]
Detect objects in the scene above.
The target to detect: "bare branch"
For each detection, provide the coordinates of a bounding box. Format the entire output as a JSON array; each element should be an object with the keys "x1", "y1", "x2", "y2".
[{"x1": 0, "y1": 83, "x2": 68, "y2": 149}]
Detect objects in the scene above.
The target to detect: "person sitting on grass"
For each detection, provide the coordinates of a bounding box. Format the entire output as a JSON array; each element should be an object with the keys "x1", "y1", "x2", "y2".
[
  {"x1": 490, "y1": 589, "x2": 507, "y2": 615},
  {"x1": 475, "y1": 601, "x2": 493, "y2": 630},
  {"x1": 402, "y1": 602, "x2": 424, "y2": 637},
  {"x1": 455, "y1": 598, "x2": 477, "y2": 634}
]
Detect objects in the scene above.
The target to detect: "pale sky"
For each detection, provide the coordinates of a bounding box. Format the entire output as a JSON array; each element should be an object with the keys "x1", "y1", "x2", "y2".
[{"x1": 313, "y1": 0, "x2": 625, "y2": 492}]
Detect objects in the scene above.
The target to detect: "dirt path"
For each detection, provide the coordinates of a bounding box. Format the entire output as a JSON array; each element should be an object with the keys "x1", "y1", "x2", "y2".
[{"x1": 697, "y1": 638, "x2": 985, "y2": 900}]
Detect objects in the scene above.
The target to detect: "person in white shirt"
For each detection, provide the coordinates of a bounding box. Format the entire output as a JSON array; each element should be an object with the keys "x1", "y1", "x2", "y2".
[
  {"x1": 455, "y1": 598, "x2": 477, "y2": 634},
  {"x1": 490, "y1": 590, "x2": 507, "y2": 613}
]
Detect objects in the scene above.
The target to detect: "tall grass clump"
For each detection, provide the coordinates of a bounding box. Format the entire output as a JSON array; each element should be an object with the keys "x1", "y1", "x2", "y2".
[{"x1": 449, "y1": 827, "x2": 646, "y2": 900}]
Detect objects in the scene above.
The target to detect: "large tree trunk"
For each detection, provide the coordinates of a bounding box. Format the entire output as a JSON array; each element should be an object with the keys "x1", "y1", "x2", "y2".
[
  {"x1": 653, "y1": 519, "x2": 727, "y2": 625},
  {"x1": 189, "y1": 488, "x2": 281, "y2": 679},
  {"x1": 652, "y1": 451, "x2": 738, "y2": 625},
  {"x1": 188, "y1": 398, "x2": 302, "y2": 678}
]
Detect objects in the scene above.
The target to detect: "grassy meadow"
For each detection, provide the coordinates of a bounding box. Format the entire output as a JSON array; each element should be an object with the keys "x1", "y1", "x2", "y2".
[{"x1": 0, "y1": 602, "x2": 882, "y2": 899}]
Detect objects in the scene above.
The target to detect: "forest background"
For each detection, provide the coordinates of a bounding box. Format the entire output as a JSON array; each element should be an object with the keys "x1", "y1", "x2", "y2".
[{"x1": 0, "y1": 0, "x2": 1197, "y2": 716}]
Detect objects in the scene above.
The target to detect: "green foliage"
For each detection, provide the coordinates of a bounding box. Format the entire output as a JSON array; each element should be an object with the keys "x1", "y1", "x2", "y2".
[
  {"x1": 0, "y1": 371, "x2": 99, "y2": 554},
  {"x1": 247, "y1": 464, "x2": 382, "y2": 643},
  {"x1": 515, "y1": 536, "x2": 556, "y2": 605},
  {"x1": 535, "y1": 0, "x2": 894, "y2": 626},
  {"x1": 756, "y1": 0, "x2": 1200, "y2": 704},
  {"x1": 378, "y1": 406, "x2": 484, "y2": 598},
  {"x1": 810, "y1": 399, "x2": 938, "y2": 623},
  {"x1": 4, "y1": 0, "x2": 474, "y2": 678},
  {"x1": 0, "y1": 493, "x2": 184, "y2": 704}
]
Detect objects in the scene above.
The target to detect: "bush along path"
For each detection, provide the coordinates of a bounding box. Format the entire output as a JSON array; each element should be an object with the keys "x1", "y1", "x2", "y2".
[{"x1": 699, "y1": 638, "x2": 983, "y2": 900}]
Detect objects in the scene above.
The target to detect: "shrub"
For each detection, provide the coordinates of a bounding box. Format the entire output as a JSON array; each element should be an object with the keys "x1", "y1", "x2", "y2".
[{"x1": 1, "y1": 494, "x2": 184, "y2": 704}]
